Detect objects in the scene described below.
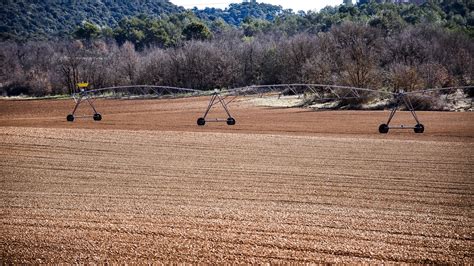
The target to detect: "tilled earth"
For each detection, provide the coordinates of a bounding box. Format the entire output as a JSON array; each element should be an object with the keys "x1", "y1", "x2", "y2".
[{"x1": 0, "y1": 97, "x2": 473, "y2": 263}]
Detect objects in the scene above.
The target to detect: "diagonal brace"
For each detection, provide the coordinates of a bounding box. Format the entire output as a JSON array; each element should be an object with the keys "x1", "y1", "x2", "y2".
[
  {"x1": 197, "y1": 91, "x2": 235, "y2": 126},
  {"x1": 379, "y1": 92, "x2": 424, "y2": 133}
]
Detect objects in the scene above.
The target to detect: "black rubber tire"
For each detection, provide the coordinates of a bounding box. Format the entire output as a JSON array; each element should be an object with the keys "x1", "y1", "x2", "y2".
[
  {"x1": 197, "y1": 117, "x2": 206, "y2": 126},
  {"x1": 414, "y1": 123, "x2": 424, "y2": 133},
  {"x1": 379, "y1": 124, "x2": 389, "y2": 134},
  {"x1": 93, "y1": 113, "x2": 102, "y2": 121},
  {"x1": 66, "y1": 114, "x2": 74, "y2": 122},
  {"x1": 227, "y1": 117, "x2": 236, "y2": 126}
]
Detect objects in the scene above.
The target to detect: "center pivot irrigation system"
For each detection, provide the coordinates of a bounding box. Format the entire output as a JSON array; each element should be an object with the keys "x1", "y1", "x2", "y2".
[
  {"x1": 67, "y1": 84, "x2": 202, "y2": 122},
  {"x1": 67, "y1": 84, "x2": 473, "y2": 134}
]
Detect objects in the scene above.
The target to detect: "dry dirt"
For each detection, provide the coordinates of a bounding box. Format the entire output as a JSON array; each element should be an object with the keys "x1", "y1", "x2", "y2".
[{"x1": 1, "y1": 97, "x2": 473, "y2": 263}]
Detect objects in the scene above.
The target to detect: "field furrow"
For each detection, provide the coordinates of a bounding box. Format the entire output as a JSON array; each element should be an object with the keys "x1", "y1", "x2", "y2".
[{"x1": 1, "y1": 125, "x2": 472, "y2": 263}]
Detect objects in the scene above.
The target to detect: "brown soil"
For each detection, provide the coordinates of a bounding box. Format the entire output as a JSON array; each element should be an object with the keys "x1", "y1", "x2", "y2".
[
  {"x1": 0, "y1": 97, "x2": 473, "y2": 140},
  {"x1": 1, "y1": 97, "x2": 473, "y2": 263}
]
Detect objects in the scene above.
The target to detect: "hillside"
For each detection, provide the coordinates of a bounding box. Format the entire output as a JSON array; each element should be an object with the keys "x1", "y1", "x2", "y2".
[
  {"x1": 193, "y1": 2, "x2": 285, "y2": 26},
  {"x1": 0, "y1": 0, "x2": 183, "y2": 40},
  {"x1": 1, "y1": 0, "x2": 473, "y2": 41}
]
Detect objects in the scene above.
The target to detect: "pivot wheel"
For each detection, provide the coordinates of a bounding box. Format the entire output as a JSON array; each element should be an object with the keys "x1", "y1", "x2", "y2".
[
  {"x1": 197, "y1": 117, "x2": 206, "y2": 126},
  {"x1": 66, "y1": 114, "x2": 74, "y2": 122},
  {"x1": 93, "y1": 113, "x2": 102, "y2": 121},
  {"x1": 379, "y1": 124, "x2": 389, "y2": 134},
  {"x1": 227, "y1": 117, "x2": 236, "y2": 126},
  {"x1": 414, "y1": 123, "x2": 424, "y2": 133}
]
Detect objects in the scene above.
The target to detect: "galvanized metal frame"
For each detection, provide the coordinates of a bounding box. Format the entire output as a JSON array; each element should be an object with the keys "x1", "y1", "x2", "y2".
[
  {"x1": 220, "y1": 84, "x2": 472, "y2": 132},
  {"x1": 67, "y1": 89, "x2": 100, "y2": 120},
  {"x1": 67, "y1": 85, "x2": 202, "y2": 122},
  {"x1": 383, "y1": 92, "x2": 421, "y2": 131},
  {"x1": 197, "y1": 91, "x2": 234, "y2": 125},
  {"x1": 68, "y1": 84, "x2": 472, "y2": 133}
]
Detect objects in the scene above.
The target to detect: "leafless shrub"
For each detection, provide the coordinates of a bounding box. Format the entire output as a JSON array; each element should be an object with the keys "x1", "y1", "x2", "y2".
[
  {"x1": 389, "y1": 63, "x2": 448, "y2": 110},
  {"x1": 389, "y1": 63, "x2": 425, "y2": 92},
  {"x1": 405, "y1": 95, "x2": 444, "y2": 111},
  {"x1": 331, "y1": 23, "x2": 384, "y2": 89},
  {"x1": 417, "y1": 62, "x2": 454, "y2": 89}
]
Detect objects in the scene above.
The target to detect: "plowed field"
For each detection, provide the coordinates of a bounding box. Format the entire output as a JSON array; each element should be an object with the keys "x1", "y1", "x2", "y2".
[{"x1": 1, "y1": 97, "x2": 473, "y2": 263}]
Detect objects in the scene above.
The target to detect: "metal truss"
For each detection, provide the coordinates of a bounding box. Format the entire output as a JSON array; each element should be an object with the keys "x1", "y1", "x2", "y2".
[
  {"x1": 67, "y1": 83, "x2": 472, "y2": 134},
  {"x1": 66, "y1": 85, "x2": 201, "y2": 122},
  {"x1": 227, "y1": 84, "x2": 384, "y2": 100},
  {"x1": 201, "y1": 84, "x2": 392, "y2": 127},
  {"x1": 378, "y1": 86, "x2": 473, "y2": 133},
  {"x1": 201, "y1": 84, "x2": 473, "y2": 133},
  {"x1": 73, "y1": 85, "x2": 201, "y2": 99}
]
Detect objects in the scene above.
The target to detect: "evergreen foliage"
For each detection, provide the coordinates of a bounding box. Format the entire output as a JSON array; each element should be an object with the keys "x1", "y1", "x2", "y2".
[
  {"x1": 0, "y1": 0, "x2": 183, "y2": 40},
  {"x1": 1, "y1": 0, "x2": 472, "y2": 40}
]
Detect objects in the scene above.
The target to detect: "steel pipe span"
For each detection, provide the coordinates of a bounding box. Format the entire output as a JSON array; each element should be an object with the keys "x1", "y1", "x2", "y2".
[
  {"x1": 74, "y1": 84, "x2": 473, "y2": 101},
  {"x1": 72, "y1": 85, "x2": 203, "y2": 100},
  {"x1": 68, "y1": 84, "x2": 472, "y2": 133}
]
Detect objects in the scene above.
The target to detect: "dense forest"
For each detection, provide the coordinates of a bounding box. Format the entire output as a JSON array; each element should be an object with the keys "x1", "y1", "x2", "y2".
[
  {"x1": 1, "y1": 0, "x2": 473, "y2": 41},
  {"x1": 0, "y1": 0, "x2": 473, "y2": 102},
  {"x1": 0, "y1": 0, "x2": 183, "y2": 40}
]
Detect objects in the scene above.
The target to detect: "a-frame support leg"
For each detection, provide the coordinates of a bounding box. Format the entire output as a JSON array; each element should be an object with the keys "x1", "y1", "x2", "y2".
[
  {"x1": 379, "y1": 93, "x2": 424, "y2": 134},
  {"x1": 197, "y1": 91, "x2": 235, "y2": 126},
  {"x1": 67, "y1": 91, "x2": 102, "y2": 122}
]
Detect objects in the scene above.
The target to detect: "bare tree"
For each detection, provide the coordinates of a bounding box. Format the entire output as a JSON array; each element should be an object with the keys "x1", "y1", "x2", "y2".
[
  {"x1": 277, "y1": 34, "x2": 318, "y2": 84},
  {"x1": 135, "y1": 47, "x2": 170, "y2": 85},
  {"x1": 57, "y1": 40, "x2": 88, "y2": 94},
  {"x1": 302, "y1": 33, "x2": 337, "y2": 84},
  {"x1": 330, "y1": 22, "x2": 384, "y2": 90},
  {"x1": 0, "y1": 42, "x2": 21, "y2": 95},
  {"x1": 117, "y1": 41, "x2": 139, "y2": 85},
  {"x1": 0, "y1": 21, "x2": 472, "y2": 100},
  {"x1": 236, "y1": 38, "x2": 266, "y2": 85},
  {"x1": 417, "y1": 62, "x2": 453, "y2": 89},
  {"x1": 385, "y1": 26, "x2": 430, "y2": 67}
]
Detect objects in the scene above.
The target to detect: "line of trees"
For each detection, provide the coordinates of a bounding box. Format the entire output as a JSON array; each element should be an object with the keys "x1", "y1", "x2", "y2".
[{"x1": 1, "y1": 21, "x2": 472, "y2": 98}]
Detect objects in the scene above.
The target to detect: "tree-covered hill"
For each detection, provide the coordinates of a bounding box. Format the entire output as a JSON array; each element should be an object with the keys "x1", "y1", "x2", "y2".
[
  {"x1": 193, "y1": 2, "x2": 287, "y2": 26},
  {"x1": 1, "y1": 0, "x2": 473, "y2": 41},
  {"x1": 0, "y1": 0, "x2": 184, "y2": 40}
]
